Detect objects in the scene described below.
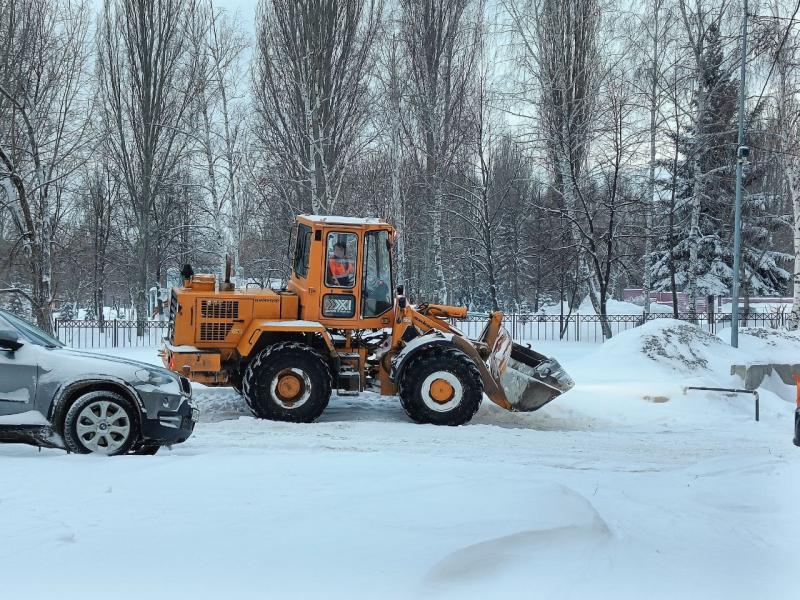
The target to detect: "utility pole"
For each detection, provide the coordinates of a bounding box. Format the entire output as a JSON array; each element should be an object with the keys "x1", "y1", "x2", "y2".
[{"x1": 732, "y1": 0, "x2": 748, "y2": 348}]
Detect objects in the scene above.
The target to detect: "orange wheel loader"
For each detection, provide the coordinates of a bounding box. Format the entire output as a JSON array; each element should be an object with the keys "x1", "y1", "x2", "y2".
[{"x1": 161, "y1": 215, "x2": 574, "y2": 425}]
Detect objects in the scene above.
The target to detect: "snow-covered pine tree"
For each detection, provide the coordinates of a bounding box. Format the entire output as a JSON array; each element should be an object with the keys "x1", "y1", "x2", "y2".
[{"x1": 650, "y1": 22, "x2": 789, "y2": 309}]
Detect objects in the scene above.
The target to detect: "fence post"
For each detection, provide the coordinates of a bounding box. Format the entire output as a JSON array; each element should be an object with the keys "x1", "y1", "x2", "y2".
[
  {"x1": 113, "y1": 319, "x2": 118, "y2": 348},
  {"x1": 575, "y1": 313, "x2": 580, "y2": 342},
  {"x1": 708, "y1": 300, "x2": 714, "y2": 334},
  {"x1": 53, "y1": 318, "x2": 59, "y2": 338}
]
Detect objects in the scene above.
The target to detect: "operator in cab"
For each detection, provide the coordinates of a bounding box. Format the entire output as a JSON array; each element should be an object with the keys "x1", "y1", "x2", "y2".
[{"x1": 327, "y1": 240, "x2": 354, "y2": 286}]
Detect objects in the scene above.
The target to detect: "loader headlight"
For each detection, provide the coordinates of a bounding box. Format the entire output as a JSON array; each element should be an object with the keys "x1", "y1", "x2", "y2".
[{"x1": 323, "y1": 294, "x2": 355, "y2": 318}]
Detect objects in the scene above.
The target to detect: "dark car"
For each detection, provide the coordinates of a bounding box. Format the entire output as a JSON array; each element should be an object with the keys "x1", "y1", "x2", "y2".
[{"x1": 0, "y1": 310, "x2": 197, "y2": 455}]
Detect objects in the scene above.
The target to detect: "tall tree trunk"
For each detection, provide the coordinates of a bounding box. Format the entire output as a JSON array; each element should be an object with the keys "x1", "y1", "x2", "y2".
[
  {"x1": 388, "y1": 43, "x2": 405, "y2": 286},
  {"x1": 688, "y1": 125, "x2": 704, "y2": 315},
  {"x1": 33, "y1": 180, "x2": 54, "y2": 332},
  {"x1": 135, "y1": 200, "x2": 151, "y2": 334},
  {"x1": 788, "y1": 167, "x2": 800, "y2": 328},
  {"x1": 432, "y1": 182, "x2": 448, "y2": 304},
  {"x1": 219, "y1": 80, "x2": 240, "y2": 272},
  {"x1": 644, "y1": 5, "x2": 660, "y2": 317}
]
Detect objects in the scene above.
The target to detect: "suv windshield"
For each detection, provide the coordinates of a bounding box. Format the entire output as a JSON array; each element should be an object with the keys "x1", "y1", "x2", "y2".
[{"x1": 0, "y1": 310, "x2": 63, "y2": 347}]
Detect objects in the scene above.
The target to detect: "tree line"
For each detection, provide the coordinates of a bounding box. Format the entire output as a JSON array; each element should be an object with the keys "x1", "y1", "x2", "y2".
[{"x1": 1, "y1": 0, "x2": 798, "y2": 338}]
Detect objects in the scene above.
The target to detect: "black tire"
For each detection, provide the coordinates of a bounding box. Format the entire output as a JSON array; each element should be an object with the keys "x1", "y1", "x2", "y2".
[
  {"x1": 242, "y1": 342, "x2": 332, "y2": 423},
  {"x1": 230, "y1": 375, "x2": 243, "y2": 396},
  {"x1": 63, "y1": 390, "x2": 139, "y2": 455},
  {"x1": 398, "y1": 347, "x2": 483, "y2": 426}
]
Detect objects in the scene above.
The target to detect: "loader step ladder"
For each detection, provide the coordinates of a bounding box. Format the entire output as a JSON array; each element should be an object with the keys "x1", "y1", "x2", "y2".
[{"x1": 337, "y1": 352, "x2": 362, "y2": 396}]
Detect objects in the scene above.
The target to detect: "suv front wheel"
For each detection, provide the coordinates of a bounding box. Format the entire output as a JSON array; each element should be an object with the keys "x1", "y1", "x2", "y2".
[{"x1": 63, "y1": 390, "x2": 139, "y2": 455}]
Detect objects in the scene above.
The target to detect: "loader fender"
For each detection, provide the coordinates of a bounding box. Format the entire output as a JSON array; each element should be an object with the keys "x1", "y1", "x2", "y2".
[
  {"x1": 236, "y1": 319, "x2": 337, "y2": 359},
  {"x1": 390, "y1": 333, "x2": 457, "y2": 385}
]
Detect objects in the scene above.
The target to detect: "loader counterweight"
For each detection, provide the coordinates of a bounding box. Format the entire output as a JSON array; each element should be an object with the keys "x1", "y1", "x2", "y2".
[{"x1": 162, "y1": 214, "x2": 574, "y2": 424}]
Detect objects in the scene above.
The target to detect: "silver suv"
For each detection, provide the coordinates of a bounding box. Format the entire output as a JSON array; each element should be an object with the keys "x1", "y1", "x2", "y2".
[{"x1": 0, "y1": 310, "x2": 197, "y2": 455}]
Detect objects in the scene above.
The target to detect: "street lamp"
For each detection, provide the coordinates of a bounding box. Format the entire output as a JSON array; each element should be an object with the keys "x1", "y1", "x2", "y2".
[{"x1": 731, "y1": 0, "x2": 748, "y2": 348}]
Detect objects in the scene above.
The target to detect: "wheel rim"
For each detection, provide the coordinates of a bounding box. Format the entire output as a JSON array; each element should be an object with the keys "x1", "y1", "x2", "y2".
[
  {"x1": 421, "y1": 372, "x2": 463, "y2": 412},
  {"x1": 430, "y1": 378, "x2": 455, "y2": 403},
  {"x1": 270, "y1": 368, "x2": 312, "y2": 409},
  {"x1": 75, "y1": 400, "x2": 131, "y2": 454}
]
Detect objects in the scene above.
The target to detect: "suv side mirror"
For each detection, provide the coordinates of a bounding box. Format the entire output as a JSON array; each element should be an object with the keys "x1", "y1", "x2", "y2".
[{"x1": 0, "y1": 329, "x2": 23, "y2": 351}]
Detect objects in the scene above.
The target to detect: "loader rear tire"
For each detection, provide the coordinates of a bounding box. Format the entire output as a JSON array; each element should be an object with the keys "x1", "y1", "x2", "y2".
[
  {"x1": 242, "y1": 342, "x2": 332, "y2": 423},
  {"x1": 398, "y1": 347, "x2": 482, "y2": 426}
]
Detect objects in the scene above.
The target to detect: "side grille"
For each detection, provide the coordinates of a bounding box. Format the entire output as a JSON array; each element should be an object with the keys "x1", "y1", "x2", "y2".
[
  {"x1": 199, "y1": 322, "x2": 233, "y2": 341},
  {"x1": 200, "y1": 300, "x2": 239, "y2": 319}
]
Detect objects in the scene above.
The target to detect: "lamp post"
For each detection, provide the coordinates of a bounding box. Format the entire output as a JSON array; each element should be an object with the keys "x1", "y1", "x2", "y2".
[{"x1": 731, "y1": 0, "x2": 748, "y2": 348}]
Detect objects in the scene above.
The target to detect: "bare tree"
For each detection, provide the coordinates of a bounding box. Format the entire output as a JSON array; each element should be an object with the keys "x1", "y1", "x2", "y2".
[
  {"x1": 190, "y1": 1, "x2": 249, "y2": 277},
  {"x1": 377, "y1": 15, "x2": 408, "y2": 285},
  {"x1": 631, "y1": 0, "x2": 677, "y2": 316},
  {"x1": 507, "y1": 0, "x2": 609, "y2": 324},
  {"x1": 97, "y1": 0, "x2": 201, "y2": 330},
  {"x1": 0, "y1": 0, "x2": 92, "y2": 331},
  {"x1": 762, "y1": 1, "x2": 800, "y2": 328},
  {"x1": 445, "y1": 23, "x2": 513, "y2": 312},
  {"x1": 399, "y1": 0, "x2": 482, "y2": 304},
  {"x1": 584, "y1": 69, "x2": 643, "y2": 333},
  {"x1": 253, "y1": 0, "x2": 382, "y2": 215},
  {"x1": 661, "y1": 60, "x2": 694, "y2": 317},
  {"x1": 82, "y1": 165, "x2": 117, "y2": 325}
]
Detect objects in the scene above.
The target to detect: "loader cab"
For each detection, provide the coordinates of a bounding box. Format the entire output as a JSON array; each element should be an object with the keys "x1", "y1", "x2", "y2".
[{"x1": 288, "y1": 215, "x2": 395, "y2": 329}]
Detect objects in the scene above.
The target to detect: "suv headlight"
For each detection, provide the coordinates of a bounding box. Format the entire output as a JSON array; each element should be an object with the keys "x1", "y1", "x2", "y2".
[{"x1": 134, "y1": 369, "x2": 174, "y2": 385}]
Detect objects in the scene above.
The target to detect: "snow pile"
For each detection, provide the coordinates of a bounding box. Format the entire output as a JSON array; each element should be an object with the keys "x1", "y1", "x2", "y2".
[
  {"x1": 634, "y1": 319, "x2": 726, "y2": 372},
  {"x1": 518, "y1": 319, "x2": 798, "y2": 433},
  {"x1": 586, "y1": 319, "x2": 798, "y2": 383},
  {"x1": 719, "y1": 325, "x2": 800, "y2": 364},
  {"x1": 192, "y1": 386, "x2": 249, "y2": 422}
]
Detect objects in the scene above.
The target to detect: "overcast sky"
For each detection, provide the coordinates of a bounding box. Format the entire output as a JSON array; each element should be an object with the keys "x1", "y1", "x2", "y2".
[{"x1": 214, "y1": 0, "x2": 258, "y2": 21}]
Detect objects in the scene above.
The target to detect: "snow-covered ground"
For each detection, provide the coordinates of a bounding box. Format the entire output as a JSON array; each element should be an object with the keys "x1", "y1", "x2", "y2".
[{"x1": 1, "y1": 321, "x2": 797, "y2": 598}]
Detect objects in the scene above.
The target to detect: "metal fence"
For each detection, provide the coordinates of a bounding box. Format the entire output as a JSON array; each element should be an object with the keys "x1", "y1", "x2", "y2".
[
  {"x1": 54, "y1": 319, "x2": 169, "y2": 349},
  {"x1": 54, "y1": 311, "x2": 787, "y2": 349},
  {"x1": 452, "y1": 311, "x2": 787, "y2": 343}
]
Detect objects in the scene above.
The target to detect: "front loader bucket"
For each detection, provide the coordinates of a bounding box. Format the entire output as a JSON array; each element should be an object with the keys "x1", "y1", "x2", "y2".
[{"x1": 500, "y1": 343, "x2": 575, "y2": 412}]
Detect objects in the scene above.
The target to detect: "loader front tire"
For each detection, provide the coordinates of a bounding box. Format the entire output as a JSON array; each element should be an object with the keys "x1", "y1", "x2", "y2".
[
  {"x1": 242, "y1": 342, "x2": 332, "y2": 423},
  {"x1": 398, "y1": 347, "x2": 482, "y2": 426}
]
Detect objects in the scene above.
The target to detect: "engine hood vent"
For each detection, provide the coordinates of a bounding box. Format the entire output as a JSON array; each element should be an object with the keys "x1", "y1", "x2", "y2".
[
  {"x1": 200, "y1": 300, "x2": 239, "y2": 320},
  {"x1": 199, "y1": 322, "x2": 233, "y2": 341}
]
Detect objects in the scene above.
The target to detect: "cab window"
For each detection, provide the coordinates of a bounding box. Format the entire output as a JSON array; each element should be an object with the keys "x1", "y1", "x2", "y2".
[
  {"x1": 293, "y1": 224, "x2": 312, "y2": 278},
  {"x1": 325, "y1": 232, "x2": 358, "y2": 288},
  {"x1": 362, "y1": 230, "x2": 392, "y2": 317}
]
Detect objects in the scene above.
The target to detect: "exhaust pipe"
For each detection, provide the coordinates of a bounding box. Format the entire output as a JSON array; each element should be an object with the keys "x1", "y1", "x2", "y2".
[{"x1": 220, "y1": 255, "x2": 235, "y2": 292}]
